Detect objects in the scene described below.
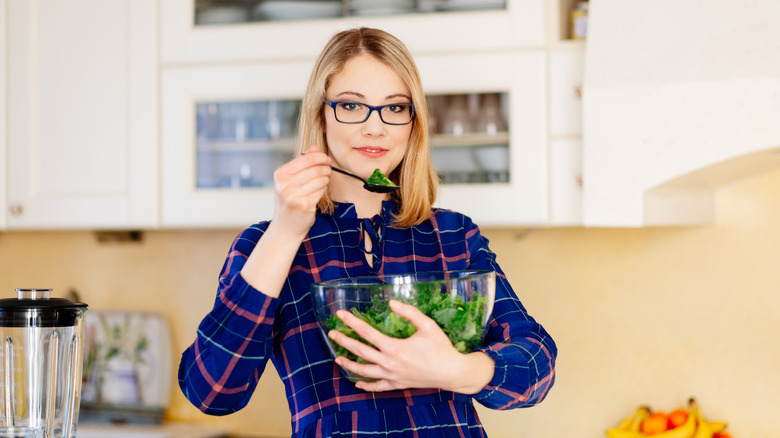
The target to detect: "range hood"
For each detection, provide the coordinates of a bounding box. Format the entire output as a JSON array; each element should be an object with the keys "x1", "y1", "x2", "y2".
[{"x1": 581, "y1": 0, "x2": 780, "y2": 226}]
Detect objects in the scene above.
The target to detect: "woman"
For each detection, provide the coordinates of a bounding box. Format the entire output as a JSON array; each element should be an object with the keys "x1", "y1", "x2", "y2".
[{"x1": 179, "y1": 27, "x2": 556, "y2": 437}]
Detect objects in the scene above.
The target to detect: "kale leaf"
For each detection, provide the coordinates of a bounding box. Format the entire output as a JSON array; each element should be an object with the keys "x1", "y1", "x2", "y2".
[{"x1": 366, "y1": 168, "x2": 396, "y2": 187}]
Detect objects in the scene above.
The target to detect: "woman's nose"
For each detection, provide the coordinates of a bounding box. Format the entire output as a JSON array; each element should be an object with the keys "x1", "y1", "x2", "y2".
[{"x1": 361, "y1": 110, "x2": 386, "y2": 135}]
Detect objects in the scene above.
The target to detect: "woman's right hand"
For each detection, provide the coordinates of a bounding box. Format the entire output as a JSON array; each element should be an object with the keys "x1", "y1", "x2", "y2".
[{"x1": 271, "y1": 145, "x2": 331, "y2": 238}]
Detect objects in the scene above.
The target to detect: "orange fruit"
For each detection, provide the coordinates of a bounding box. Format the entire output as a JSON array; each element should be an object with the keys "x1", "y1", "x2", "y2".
[
  {"x1": 641, "y1": 412, "x2": 670, "y2": 435},
  {"x1": 712, "y1": 433, "x2": 732, "y2": 438},
  {"x1": 668, "y1": 408, "x2": 689, "y2": 428}
]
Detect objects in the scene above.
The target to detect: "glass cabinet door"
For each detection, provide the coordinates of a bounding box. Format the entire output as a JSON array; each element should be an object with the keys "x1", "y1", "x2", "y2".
[
  {"x1": 428, "y1": 93, "x2": 510, "y2": 185},
  {"x1": 161, "y1": 0, "x2": 543, "y2": 65},
  {"x1": 192, "y1": 0, "x2": 508, "y2": 26},
  {"x1": 195, "y1": 99, "x2": 300, "y2": 189},
  {"x1": 161, "y1": 60, "x2": 312, "y2": 228}
]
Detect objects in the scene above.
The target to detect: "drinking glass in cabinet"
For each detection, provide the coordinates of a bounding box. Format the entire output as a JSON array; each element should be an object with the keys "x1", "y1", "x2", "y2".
[
  {"x1": 432, "y1": 144, "x2": 509, "y2": 184},
  {"x1": 193, "y1": 0, "x2": 508, "y2": 26},
  {"x1": 474, "y1": 93, "x2": 506, "y2": 136},
  {"x1": 428, "y1": 92, "x2": 509, "y2": 184},
  {"x1": 195, "y1": 99, "x2": 300, "y2": 189},
  {"x1": 440, "y1": 94, "x2": 472, "y2": 136},
  {"x1": 194, "y1": 1, "x2": 251, "y2": 25}
]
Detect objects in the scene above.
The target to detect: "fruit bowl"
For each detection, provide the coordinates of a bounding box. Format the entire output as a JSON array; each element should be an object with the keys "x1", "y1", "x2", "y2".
[{"x1": 311, "y1": 270, "x2": 496, "y2": 381}]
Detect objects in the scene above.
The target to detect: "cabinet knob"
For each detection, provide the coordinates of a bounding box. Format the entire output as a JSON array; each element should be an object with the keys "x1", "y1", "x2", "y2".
[{"x1": 9, "y1": 203, "x2": 24, "y2": 216}]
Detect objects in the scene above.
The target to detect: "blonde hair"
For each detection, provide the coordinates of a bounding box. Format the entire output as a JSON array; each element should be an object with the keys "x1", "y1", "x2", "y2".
[{"x1": 297, "y1": 27, "x2": 438, "y2": 228}]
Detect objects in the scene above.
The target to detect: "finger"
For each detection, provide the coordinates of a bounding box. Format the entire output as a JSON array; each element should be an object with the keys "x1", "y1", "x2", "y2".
[
  {"x1": 333, "y1": 356, "x2": 383, "y2": 382},
  {"x1": 297, "y1": 146, "x2": 330, "y2": 165},
  {"x1": 279, "y1": 154, "x2": 330, "y2": 180},
  {"x1": 388, "y1": 300, "x2": 438, "y2": 332},
  {"x1": 335, "y1": 310, "x2": 396, "y2": 350},
  {"x1": 296, "y1": 176, "x2": 331, "y2": 199},
  {"x1": 354, "y1": 378, "x2": 396, "y2": 392},
  {"x1": 328, "y1": 329, "x2": 383, "y2": 365},
  {"x1": 275, "y1": 163, "x2": 331, "y2": 195},
  {"x1": 301, "y1": 144, "x2": 321, "y2": 155}
]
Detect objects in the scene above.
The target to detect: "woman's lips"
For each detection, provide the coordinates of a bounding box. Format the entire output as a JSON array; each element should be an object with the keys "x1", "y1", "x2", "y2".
[{"x1": 354, "y1": 146, "x2": 388, "y2": 158}]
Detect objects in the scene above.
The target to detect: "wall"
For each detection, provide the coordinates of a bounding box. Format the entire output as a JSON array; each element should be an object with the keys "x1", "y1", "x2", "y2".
[{"x1": 1, "y1": 169, "x2": 778, "y2": 437}]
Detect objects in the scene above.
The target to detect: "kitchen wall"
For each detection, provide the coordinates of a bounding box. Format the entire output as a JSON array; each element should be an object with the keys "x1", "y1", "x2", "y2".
[{"x1": 1, "y1": 169, "x2": 778, "y2": 437}]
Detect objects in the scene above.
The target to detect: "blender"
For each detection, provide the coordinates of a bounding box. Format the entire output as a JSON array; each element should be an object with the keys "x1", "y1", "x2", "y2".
[{"x1": 0, "y1": 289, "x2": 88, "y2": 438}]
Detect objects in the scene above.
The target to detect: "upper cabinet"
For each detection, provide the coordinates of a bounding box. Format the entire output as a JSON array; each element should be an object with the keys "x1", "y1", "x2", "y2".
[
  {"x1": 161, "y1": 0, "x2": 544, "y2": 65},
  {"x1": 3, "y1": 0, "x2": 158, "y2": 230},
  {"x1": 161, "y1": 46, "x2": 547, "y2": 227},
  {"x1": 159, "y1": 0, "x2": 559, "y2": 228},
  {"x1": 582, "y1": 0, "x2": 780, "y2": 226},
  {"x1": 0, "y1": 1, "x2": 7, "y2": 229},
  {"x1": 1, "y1": 0, "x2": 593, "y2": 230}
]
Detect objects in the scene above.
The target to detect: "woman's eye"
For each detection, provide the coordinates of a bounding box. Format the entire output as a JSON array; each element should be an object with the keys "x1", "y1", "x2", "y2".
[
  {"x1": 340, "y1": 102, "x2": 362, "y2": 111},
  {"x1": 386, "y1": 104, "x2": 406, "y2": 113}
]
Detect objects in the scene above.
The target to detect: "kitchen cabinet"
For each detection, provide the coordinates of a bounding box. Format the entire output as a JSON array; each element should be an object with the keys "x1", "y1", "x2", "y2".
[
  {"x1": 549, "y1": 138, "x2": 582, "y2": 225},
  {"x1": 547, "y1": 48, "x2": 584, "y2": 225},
  {"x1": 161, "y1": 60, "x2": 311, "y2": 227},
  {"x1": 161, "y1": 0, "x2": 544, "y2": 65},
  {"x1": 3, "y1": 0, "x2": 158, "y2": 230},
  {"x1": 159, "y1": 0, "x2": 555, "y2": 228},
  {"x1": 0, "y1": 0, "x2": 7, "y2": 229},
  {"x1": 545, "y1": 0, "x2": 586, "y2": 226}
]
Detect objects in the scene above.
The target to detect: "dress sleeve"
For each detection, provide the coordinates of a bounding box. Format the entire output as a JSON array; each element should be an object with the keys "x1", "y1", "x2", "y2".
[
  {"x1": 177, "y1": 225, "x2": 279, "y2": 415},
  {"x1": 463, "y1": 220, "x2": 557, "y2": 410}
]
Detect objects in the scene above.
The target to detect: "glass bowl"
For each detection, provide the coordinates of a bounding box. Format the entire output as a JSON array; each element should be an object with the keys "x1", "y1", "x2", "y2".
[{"x1": 311, "y1": 270, "x2": 496, "y2": 381}]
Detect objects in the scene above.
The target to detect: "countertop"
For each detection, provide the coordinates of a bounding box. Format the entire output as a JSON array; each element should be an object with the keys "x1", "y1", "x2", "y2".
[{"x1": 77, "y1": 422, "x2": 230, "y2": 438}]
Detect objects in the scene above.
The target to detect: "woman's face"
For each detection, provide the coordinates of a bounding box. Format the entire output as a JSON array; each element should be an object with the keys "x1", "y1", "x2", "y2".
[{"x1": 323, "y1": 53, "x2": 413, "y2": 187}]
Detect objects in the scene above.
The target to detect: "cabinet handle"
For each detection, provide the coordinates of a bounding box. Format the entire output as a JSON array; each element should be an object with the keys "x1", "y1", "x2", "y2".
[
  {"x1": 574, "y1": 84, "x2": 582, "y2": 99},
  {"x1": 8, "y1": 203, "x2": 23, "y2": 216}
]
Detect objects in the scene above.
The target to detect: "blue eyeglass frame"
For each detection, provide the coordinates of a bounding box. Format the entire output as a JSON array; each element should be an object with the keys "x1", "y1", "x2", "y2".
[{"x1": 322, "y1": 99, "x2": 415, "y2": 125}]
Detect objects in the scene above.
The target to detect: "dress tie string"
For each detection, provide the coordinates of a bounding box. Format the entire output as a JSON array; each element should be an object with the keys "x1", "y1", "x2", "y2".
[{"x1": 361, "y1": 217, "x2": 383, "y2": 272}]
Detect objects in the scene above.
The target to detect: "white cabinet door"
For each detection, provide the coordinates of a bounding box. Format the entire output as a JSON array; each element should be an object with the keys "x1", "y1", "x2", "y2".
[
  {"x1": 160, "y1": 0, "x2": 544, "y2": 65},
  {"x1": 5, "y1": 0, "x2": 158, "y2": 230},
  {"x1": 549, "y1": 138, "x2": 582, "y2": 225},
  {"x1": 161, "y1": 60, "x2": 313, "y2": 228},
  {"x1": 547, "y1": 48, "x2": 584, "y2": 225},
  {"x1": 549, "y1": 48, "x2": 584, "y2": 137},
  {"x1": 420, "y1": 51, "x2": 548, "y2": 226},
  {"x1": 0, "y1": 1, "x2": 7, "y2": 229}
]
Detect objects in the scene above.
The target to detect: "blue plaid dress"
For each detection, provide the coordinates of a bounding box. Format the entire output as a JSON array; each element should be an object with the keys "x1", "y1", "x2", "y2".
[{"x1": 178, "y1": 200, "x2": 556, "y2": 437}]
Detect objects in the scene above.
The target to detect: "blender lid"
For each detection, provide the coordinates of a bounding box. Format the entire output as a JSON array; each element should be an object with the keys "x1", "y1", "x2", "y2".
[{"x1": 0, "y1": 288, "x2": 88, "y2": 327}]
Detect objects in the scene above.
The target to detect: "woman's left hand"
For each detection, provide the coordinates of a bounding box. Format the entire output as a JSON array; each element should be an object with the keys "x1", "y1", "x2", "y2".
[{"x1": 328, "y1": 300, "x2": 494, "y2": 394}]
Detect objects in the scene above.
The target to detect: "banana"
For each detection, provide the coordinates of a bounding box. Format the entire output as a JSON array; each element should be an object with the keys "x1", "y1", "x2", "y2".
[
  {"x1": 689, "y1": 398, "x2": 728, "y2": 438},
  {"x1": 621, "y1": 406, "x2": 652, "y2": 430},
  {"x1": 605, "y1": 406, "x2": 650, "y2": 438},
  {"x1": 606, "y1": 403, "x2": 696, "y2": 438},
  {"x1": 606, "y1": 399, "x2": 727, "y2": 438}
]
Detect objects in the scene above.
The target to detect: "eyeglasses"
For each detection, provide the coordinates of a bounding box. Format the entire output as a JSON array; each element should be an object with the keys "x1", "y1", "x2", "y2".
[{"x1": 323, "y1": 99, "x2": 415, "y2": 125}]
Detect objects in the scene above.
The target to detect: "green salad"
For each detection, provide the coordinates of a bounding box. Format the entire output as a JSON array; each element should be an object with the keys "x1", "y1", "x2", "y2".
[
  {"x1": 325, "y1": 282, "x2": 488, "y2": 361},
  {"x1": 366, "y1": 168, "x2": 396, "y2": 187}
]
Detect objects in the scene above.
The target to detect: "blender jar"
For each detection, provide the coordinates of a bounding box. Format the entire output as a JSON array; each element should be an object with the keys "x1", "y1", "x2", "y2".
[{"x1": 0, "y1": 289, "x2": 87, "y2": 438}]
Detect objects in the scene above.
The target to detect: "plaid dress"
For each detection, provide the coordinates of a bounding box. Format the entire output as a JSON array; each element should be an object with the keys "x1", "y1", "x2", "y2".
[{"x1": 179, "y1": 200, "x2": 556, "y2": 437}]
